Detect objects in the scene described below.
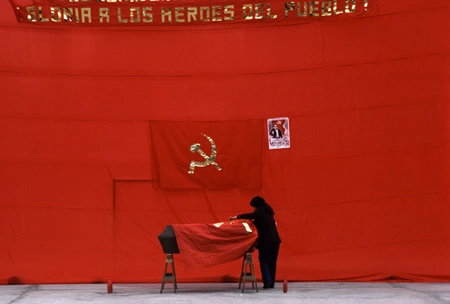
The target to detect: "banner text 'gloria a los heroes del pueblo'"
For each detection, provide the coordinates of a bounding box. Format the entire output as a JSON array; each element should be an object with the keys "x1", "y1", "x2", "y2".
[{"x1": 10, "y1": 0, "x2": 377, "y2": 26}]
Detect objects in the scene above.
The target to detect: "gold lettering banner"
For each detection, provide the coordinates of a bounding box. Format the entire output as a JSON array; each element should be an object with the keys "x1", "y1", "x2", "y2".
[{"x1": 10, "y1": 0, "x2": 377, "y2": 26}]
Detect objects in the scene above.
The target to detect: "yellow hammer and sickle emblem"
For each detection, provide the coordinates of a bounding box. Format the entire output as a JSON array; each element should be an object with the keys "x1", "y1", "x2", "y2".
[{"x1": 188, "y1": 134, "x2": 222, "y2": 175}]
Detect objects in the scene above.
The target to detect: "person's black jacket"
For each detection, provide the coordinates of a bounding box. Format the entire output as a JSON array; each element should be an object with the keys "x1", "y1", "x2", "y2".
[{"x1": 237, "y1": 206, "x2": 281, "y2": 246}]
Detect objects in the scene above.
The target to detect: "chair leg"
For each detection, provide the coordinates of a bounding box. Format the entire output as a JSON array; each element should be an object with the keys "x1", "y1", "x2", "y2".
[
  {"x1": 238, "y1": 255, "x2": 245, "y2": 289},
  {"x1": 240, "y1": 253, "x2": 258, "y2": 293},
  {"x1": 160, "y1": 254, "x2": 177, "y2": 293}
]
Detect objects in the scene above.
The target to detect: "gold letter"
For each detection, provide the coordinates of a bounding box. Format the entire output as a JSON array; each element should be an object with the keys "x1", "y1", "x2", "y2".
[
  {"x1": 26, "y1": 6, "x2": 37, "y2": 22},
  {"x1": 187, "y1": 7, "x2": 197, "y2": 22},
  {"x1": 345, "y1": 0, "x2": 356, "y2": 13},
  {"x1": 143, "y1": 7, "x2": 153, "y2": 22},
  {"x1": 175, "y1": 7, "x2": 185, "y2": 22},
  {"x1": 161, "y1": 8, "x2": 172, "y2": 22},
  {"x1": 243, "y1": 4, "x2": 253, "y2": 19},
  {"x1": 309, "y1": 1, "x2": 319, "y2": 16},
  {"x1": 200, "y1": 7, "x2": 210, "y2": 21},
  {"x1": 297, "y1": 2, "x2": 307, "y2": 17},
  {"x1": 267, "y1": 3, "x2": 277, "y2": 19},
  {"x1": 99, "y1": 8, "x2": 110, "y2": 23},
  {"x1": 81, "y1": 8, "x2": 91, "y2": 23},
  {"x1": 333, "y1": 0, "x2": 343, "y2": 14},
  {"x1": 130, "y1": 8, "x2": 140, "y2": 23},
  {"x1": 224, "y1": 5, "x2": 234, "y2": 21},
  {"x1": 255, "y1": 3, "x2": 264, "y2": 19},
  {"x1": 75, "y1": 8, "x2": 80, "y2": 22},
  {"x1": 51, "y1": 7, "x2": 62, "y2": 22},
  {"x1": 118, "y1": 8, "x2": 128, "y2": 23},
  {"x1": 212, "y1": 6, "x2": 222, "y2": 21},
  {"x1": 38, "y1": 6, "x2": 49, "y2": 22},
  {"x1": 321, "y1": 1, "x2": 332, "y2": 16},
  {"x1": 284, "y1": 2, "x2": 294, "y2": 17},
  {"x1": 63, "y1": 8, "x2": 75, "y2": 22}
]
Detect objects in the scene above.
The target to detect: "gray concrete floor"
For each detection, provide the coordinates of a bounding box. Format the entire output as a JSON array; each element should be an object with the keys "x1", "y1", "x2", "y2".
[{"x1": 2, "y1": 282, "x2": 450, "y2": 304}]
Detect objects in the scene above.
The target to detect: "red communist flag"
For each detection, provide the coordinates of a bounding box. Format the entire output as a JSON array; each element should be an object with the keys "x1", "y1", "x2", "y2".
[
  {"x1": 149, "y1": 121, "x2": 262, "y2": 189},
  {"x1": 172, "y1": 220, "x2": 258, "y2": 270}
]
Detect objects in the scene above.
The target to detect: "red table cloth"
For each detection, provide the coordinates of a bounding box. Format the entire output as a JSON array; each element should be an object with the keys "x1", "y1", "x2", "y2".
[{"x1": 172, "y1": 220, "x2": 257, "y2": 270}]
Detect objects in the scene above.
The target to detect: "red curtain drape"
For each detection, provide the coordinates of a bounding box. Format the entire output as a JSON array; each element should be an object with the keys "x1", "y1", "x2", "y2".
[{"x1": 0, "y1": 0, "x2": 449, "y2": 284}]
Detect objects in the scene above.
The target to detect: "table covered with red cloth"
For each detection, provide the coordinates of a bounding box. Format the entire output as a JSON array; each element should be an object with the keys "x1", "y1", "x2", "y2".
[{"x1": 172, "y1": 220, "x2": 257, "y2": 270}]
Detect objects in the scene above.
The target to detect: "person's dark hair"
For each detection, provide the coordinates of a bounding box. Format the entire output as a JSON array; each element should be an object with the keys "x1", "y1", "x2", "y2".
[{"x1": 250, "y1": 196, "x2": 275, "y2": 215}]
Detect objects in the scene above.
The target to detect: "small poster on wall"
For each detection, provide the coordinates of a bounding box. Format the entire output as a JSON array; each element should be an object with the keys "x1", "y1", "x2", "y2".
[{"x1": 267, "y1": 117, "x2": 290, "y2": 149}]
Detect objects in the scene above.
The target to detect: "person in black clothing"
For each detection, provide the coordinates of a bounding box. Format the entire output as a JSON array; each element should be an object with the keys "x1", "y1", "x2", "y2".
[
  {"x1": 230, "y1": 196, "x2": 281, "y2": 289},
  {"x1": 269, "y1": 124, "x2": 283, "y2": 138}
]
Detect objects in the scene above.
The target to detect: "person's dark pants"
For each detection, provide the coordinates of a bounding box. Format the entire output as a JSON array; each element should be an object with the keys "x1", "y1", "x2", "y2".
[{"x1": 258, "y1": 242, "x2": 280, "y2": 288}]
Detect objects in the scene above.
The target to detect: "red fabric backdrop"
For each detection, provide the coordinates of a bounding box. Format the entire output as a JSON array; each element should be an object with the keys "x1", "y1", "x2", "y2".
[{"x1": 0, "y1": 0, "x2": 449, "y2": 284}]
